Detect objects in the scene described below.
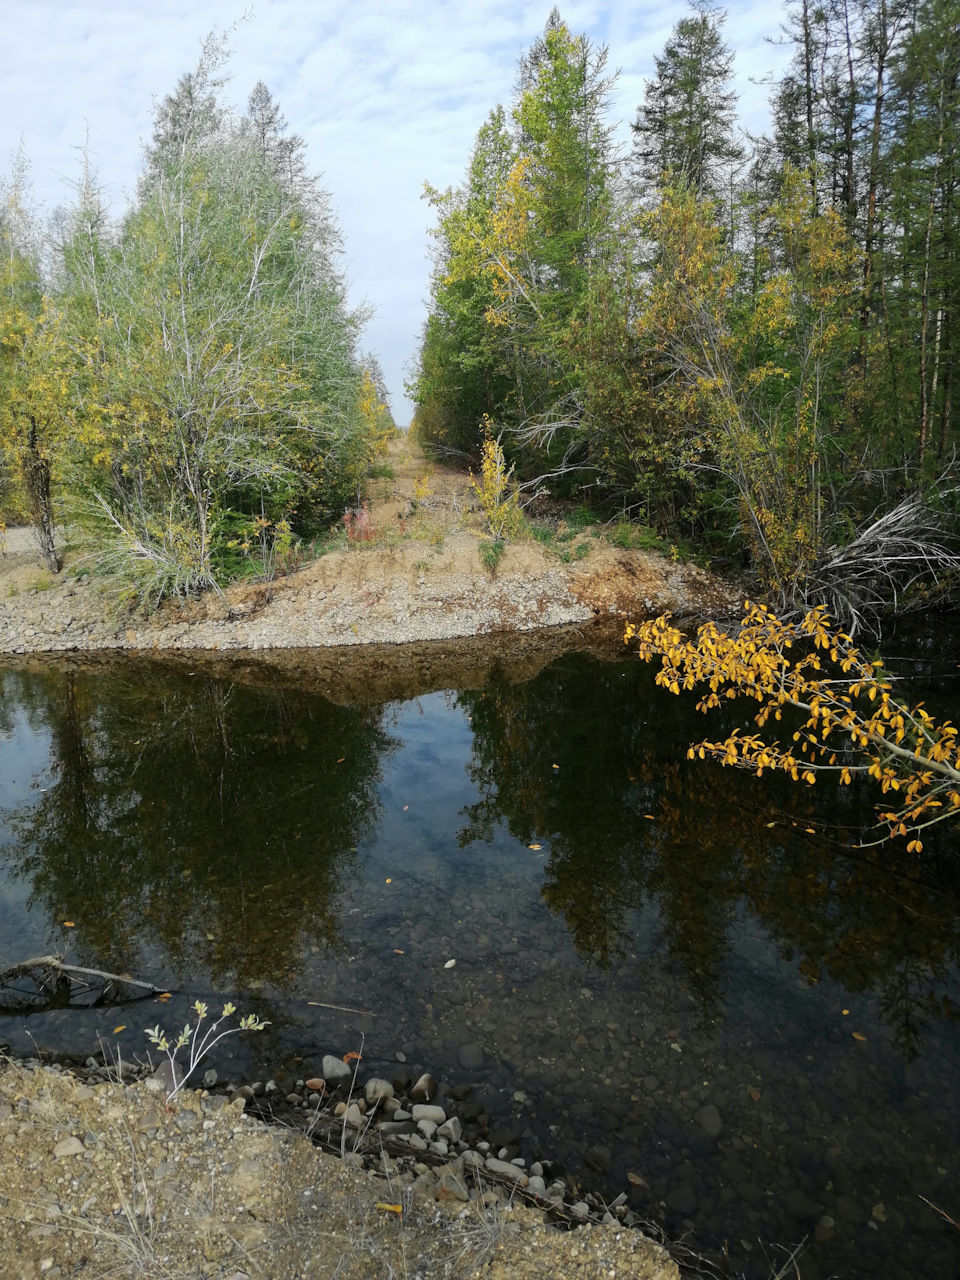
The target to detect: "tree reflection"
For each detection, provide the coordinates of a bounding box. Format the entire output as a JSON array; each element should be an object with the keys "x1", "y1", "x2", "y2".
[
  {"x1": 0, "y1": 662, "x2": 396, "y2": 991},
  {"x1": 457, "y1": 654, "x2": 960, "y2": 1053}
]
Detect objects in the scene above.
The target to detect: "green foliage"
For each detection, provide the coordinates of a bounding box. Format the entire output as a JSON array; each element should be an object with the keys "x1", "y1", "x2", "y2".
[
  {"x1": 412, "y1": 0, "x2": 960, "y2": 616},
  {"x1": 479, "y1": 538, "x2": 506, "y2": 572},
  {"x1": 0, "y1": 42, "x2": 381, "y2": 609}
]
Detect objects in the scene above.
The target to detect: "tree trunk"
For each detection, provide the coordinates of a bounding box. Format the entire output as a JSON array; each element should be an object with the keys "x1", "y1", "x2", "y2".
[{"x1": 25, "y1": 418, "x2": 60, "y2": 574}]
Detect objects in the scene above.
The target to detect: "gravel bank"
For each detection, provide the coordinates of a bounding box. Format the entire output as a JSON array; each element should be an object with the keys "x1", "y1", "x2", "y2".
[
  {"x1": 0, "y1": 528, "x2": 738, "y2": 656},
  {"x1": 0, "y1": 1057, "x2": 679, "y2": 1280}
]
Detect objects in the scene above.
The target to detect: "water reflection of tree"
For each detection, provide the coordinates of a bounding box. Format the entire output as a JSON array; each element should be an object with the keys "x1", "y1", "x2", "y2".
[
  {"x1": 456, "y1": 655, "x2": 960, "y2": 1052},
  {"x1": 0, "y1": 663, "x2": 395, "y2": 991}
]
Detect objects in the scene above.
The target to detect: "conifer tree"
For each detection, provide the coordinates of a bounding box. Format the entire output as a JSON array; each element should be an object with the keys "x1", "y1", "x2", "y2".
[{"x1": 630, "y1": 0, "x2": 742, "y2": 200}]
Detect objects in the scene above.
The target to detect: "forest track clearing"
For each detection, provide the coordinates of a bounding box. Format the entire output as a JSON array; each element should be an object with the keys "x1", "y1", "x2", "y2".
[{"x1": 0, "y1": 436, "x2": 738, "y2": 656}]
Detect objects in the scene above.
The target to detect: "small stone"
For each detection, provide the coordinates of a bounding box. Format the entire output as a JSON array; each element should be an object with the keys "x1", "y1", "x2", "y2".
[
  {"x1": 53, "y1": 1136, "x2": 84, "y2": 1158},
  {"x1": 783, "y1": 1189, "x2": 823, "y2": 1222},
  {"x1": 666, "y1": 1185, "x2": 698, "y2": 1217},
  {"x1": 322, "y1": 1055, "x2": 353, "y2": 1086},
  {"x1": 435, "y1": 1171, "x2": 469, "y2": 1202},
  {"x1": 286, "y1": 1093, "x2": 302, "y2": 1106},
  {"x1": 484, "y1": 1157, "x2": 529, "y2": 1185},
  {"x1": 570, "y1": 1200, "x2": 590, "y2": 1220},
  {"x1": 410, "y1": 1172, "x2": 438, "y2": 1204},
  {"x1": 444, "y1": 958, "x2": 456, "y2": 969},
  {"x1": 410, "y1": 1072, "x2": 437, "y2": 1102},
  {"x1": 695, "y1": 1104, "x2": 723, "y2": 1138},
  {"x1": 345, "y1": 1103, "x2": 364, "y2": 1127},
  {"x1": 417, "y1": 1120, "x2": 438, "y2": 1140},
  {"x1": 835, "y1": 1195, "x2": 866, "y2": 1225},
  {"x1": 457, "y1": 1043, "x2": 484, "y2": 1071},
  {"x1": 364, "y1": 1078, "x2": 394, "y2": 1106},
  {"x1": 411, "y1": 1104, "x2": 446, "y2": 1124},
  {"x1": 584, "y1": 1144, "x2": 611, "y2": 1174},
  {"x1": 203, "y1": 1068, "x2": 218, "y2": 1088},
  {"x1": 305, "y1": 1077, "x2": 324, "y2": 1092},
  {"x1": 437, "y1": 1116, "x2": 462, "y2": 1143}
]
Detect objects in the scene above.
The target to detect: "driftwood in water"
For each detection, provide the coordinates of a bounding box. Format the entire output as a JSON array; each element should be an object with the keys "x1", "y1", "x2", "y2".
[{"x1": 0, "y1": 954, "x2": 169, "y2": 1011}]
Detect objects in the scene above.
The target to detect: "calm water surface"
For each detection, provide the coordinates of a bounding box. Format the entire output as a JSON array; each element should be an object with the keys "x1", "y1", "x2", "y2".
[{"x1": 1, "y1": 625, "x2": 958, "y2": 1279}]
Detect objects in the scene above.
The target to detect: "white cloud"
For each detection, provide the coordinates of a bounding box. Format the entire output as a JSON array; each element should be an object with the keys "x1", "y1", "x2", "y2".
[{"x1": 1, "y1": 0, "x2": 791, "y2": 423}]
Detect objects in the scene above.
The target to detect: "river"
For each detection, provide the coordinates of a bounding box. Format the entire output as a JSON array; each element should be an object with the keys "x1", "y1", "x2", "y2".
[{"x1": 1, "y1": 621, "x2": 958, "y2": 1278}]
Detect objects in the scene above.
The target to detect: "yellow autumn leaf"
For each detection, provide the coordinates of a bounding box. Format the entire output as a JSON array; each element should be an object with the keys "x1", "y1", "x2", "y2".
[
  {"x1": 113, "y1": 1025, "x2": 126, "y2": 1034},
  {"x1": 852, "y1": 1032, "x2": 866, "y2": 1042},
  {"x1": 528, "y1": 844, "x2": 542, "y2": 850},
  {"x1": 375, "y1": 1202, "x2": 402, "y2": 1215}
]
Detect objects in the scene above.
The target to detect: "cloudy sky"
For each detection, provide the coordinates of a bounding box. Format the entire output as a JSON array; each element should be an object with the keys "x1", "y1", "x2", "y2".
[{"x1": 0, "y1": 1, "x2": 790, "y2": 423}]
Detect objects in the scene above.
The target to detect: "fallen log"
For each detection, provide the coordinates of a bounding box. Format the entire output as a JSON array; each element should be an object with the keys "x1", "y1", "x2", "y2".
[{"x1": 0, "y1": 954, "x2": 169, "y2": 997}]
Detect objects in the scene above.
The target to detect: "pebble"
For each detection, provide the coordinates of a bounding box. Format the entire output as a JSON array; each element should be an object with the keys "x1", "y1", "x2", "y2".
[
  {"x1": 409, "y1": 1073, "x2": 437, "y2": 1103},
  {"x1": 411, "y1": 1104, "x2": 446, "y2": 1125},
  {"x1": 321, "y1": 1056, "x2": 353, "y2": 1086},
  {"x1": 437, "y1": 1116, "x2": 462, "y2": 1143},
  {"x1": 364, "y1": 1078, "x2": 394, "y2": 1106},
  {"x1": 695, "y1": 1104, "x2": 723, "y2": 1139},
  {"x1": 52, "y1": 1136, "x2": 84, "y2": 1158},
  {"x1": 457, "y1": 1042, "x2": 484, "y2": 1071},
  {"x1": 484, "y1": 1157, "x2": 529, "y2": 1185}
]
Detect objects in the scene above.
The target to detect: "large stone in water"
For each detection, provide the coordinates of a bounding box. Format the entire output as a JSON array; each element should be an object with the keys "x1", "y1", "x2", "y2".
[{"x1": 410, "y1": 1072, "x2": 437, "y2": 1102}]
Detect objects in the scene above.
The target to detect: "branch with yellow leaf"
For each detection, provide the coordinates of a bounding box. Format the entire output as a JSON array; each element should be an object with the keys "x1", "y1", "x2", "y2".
[{"x1": 627, "y1": 603, "x2": 960, "y2": 852}]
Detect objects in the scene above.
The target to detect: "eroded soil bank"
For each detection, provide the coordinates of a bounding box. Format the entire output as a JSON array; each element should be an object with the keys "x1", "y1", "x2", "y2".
[
  {"x1": 0, "y1": 438, "x2": 739, "y2": 655},
  {"x1": 0, "y1": 1058, "x2": 678, "y2": 1280}
]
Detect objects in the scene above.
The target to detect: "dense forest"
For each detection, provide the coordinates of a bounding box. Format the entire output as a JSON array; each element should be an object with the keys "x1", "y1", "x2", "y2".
[
  {"x1": 0, "y1": 35, "x2": 394, "y2": 607},
  {"x1": 411, "y1": 0, "x2": 960, "y2": 627}
]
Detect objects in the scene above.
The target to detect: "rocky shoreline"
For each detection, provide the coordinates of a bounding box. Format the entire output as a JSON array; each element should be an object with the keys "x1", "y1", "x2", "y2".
[{"x1": 0, "y1": 1047, "x2": 681, "y2": 1280}]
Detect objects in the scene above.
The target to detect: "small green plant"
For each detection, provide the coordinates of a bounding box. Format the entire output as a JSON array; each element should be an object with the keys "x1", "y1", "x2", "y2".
[
  {"x1": 479, "y1": 538, "x2": 506, "y2": 572},
  {"x1": 145, "y1": 1000, "x2": 268, "y2": 1102},
  {"x1": 6, "y1": 583, "x2": 18, "y2": 598},
  {"x1": 368, "y1": 462, "x2": 394, "y2": 481},
  {"x1": 567, "y1": 504, "x2": 600, "y2": 531},
  {"x1": 430, "y1": 525, "x2": 445, "y2": 550},
  {"x1": 610, "y1": 520, "x2": 635, "y2": 549},
  {"x1": 574, "y1": 541, "x2": 591, "y2": 560}
]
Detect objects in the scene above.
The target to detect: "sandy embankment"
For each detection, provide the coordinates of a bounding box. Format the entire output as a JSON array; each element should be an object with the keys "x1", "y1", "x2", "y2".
[{"x1": 0, "y1": 440, "x2": 739, "y2": 655}]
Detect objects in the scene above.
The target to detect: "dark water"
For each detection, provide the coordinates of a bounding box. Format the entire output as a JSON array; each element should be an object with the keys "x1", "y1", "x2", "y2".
[{"x1": 1, "y1": 625, "x2": 959, "y2": 1278}]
